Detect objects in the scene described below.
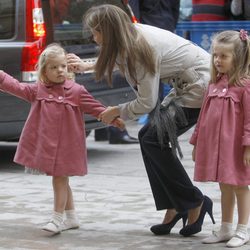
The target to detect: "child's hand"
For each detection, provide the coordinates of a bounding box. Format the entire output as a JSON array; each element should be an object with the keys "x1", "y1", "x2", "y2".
[
  {"x1": 111, "y1": 117, "x2": 125, "y2": 131},
  {"x1": 243, "y1": 146, "x2": 250, "y2": 167},
  {"x1": 192, "y1": 145, "x2": 196, "y2": 162}
]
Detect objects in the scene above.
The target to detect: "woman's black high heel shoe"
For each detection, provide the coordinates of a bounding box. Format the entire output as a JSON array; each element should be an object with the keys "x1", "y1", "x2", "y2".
[
  {"x1": 179, "y1": 196, "x2": 215, "y2": 237},
  {"x1": 150, "y1": 212, "x2": 188, "y2": 235}
]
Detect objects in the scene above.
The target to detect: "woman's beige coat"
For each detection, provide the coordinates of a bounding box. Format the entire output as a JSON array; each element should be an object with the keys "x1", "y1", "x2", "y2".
[{"x1": 118, "y1": 23, "x2": 211, "y2": 120}]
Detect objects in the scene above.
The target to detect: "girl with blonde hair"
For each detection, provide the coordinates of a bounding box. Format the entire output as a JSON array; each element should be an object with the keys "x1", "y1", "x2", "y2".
[
  {"x1": 0, "y1": 43, "x2": 124, "y2": 234},
  {"x1": 190, "y1": 29, "x2": 250, "y2": 247}
]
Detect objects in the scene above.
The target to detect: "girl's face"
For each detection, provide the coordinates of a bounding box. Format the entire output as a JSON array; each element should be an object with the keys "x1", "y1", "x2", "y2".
[
  {"x1": 92, "y1": 29, "x2": 102, "y2": 45},
  {"x1": 212, "y1": 43, "x2": 234, "y2": 74},
  {"x1": 44, "y1": 54, "x2": 68, "y2": 84}
]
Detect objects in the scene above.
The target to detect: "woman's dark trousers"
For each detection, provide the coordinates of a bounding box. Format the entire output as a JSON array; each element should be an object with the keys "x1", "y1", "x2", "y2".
[{"x1": 138, "y1": 107, "x2": 204, "y2": 212}]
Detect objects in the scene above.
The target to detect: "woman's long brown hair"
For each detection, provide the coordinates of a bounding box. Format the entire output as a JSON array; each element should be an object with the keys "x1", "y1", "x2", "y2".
[{"x1": 83, "y1": 4, "x2": 156, "y2": 86}]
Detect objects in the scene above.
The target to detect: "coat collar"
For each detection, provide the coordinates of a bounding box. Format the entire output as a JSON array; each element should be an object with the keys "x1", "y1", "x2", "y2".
[
  {"x1": 39, "y1": 79, "x2": 74, "y2": 90},
  {"x1": 62, "y1": 79, "x2": 74, "y2": 89}
]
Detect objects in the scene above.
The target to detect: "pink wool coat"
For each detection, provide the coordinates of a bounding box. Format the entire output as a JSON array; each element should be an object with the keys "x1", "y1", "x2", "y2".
[
  {"x1": 0, "y1": 71, "x2": 106, "y2": 176},
  {"x1": 190, "y1": 75, "x2": 250, "y2": 186}
]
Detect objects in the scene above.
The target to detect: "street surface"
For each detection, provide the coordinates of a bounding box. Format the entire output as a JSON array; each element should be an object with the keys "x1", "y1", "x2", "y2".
[{"x1": 0, "y1": 121, "x2": 249, "y2": 250}]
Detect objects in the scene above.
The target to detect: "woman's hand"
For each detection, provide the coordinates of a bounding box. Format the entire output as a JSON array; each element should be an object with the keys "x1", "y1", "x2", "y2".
[
  {"x1": 99, "y1": 106, "x2": 120, "y2": 124},
  {"x1": 111, "y1": 118, "x2": 125, "y2": 131},
  {"x1": 243, "y1": 146, "x2": 250, "y2": 166},
  {"x1": 67, "y1": 53, "x2": 94, "y2": 73},
  {"x1": 192, "y1": 145, "x2": 196, "y2": 162}
]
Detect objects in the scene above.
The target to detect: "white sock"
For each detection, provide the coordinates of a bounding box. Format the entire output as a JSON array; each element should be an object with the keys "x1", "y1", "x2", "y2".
[
  {"x1": 220, "y1": 222, "x2": 233, "y2": 233},
  {"x1": 236, "y1": 224, "x2": 248, "y2": 235},
  {"x1": 65, "y1": 210, "x2": 78, "y2": 221},
  {"x1": 52, "y1": 211, "x2": 63, "y2": 225}
]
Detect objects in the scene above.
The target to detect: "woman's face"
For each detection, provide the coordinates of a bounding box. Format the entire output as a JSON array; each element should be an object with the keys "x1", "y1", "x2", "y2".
[{"x1": 92, "y1": 29, "x2": 102, "y2": 45}]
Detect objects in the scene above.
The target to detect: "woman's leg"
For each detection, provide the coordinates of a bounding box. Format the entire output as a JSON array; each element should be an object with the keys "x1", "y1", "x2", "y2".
[
  {"x1": 141, "y1": 128, "x2": 203, "y2": 211},
  {"x1": 139, "y1": 124, "x2": 174, "y2": 211},
  {"x1": 139, "y1": 124, "x2": 178, "y2": 225},
  {"x1": 139, "y1": 108, "x2": 203, "y2": 213}
]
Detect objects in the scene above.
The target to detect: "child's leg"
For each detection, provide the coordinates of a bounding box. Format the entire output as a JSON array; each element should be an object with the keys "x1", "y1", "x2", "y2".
[
  {"x1": 234, "y1": 186, "x2": 250, "y2": 225},
  {"x1": 220, "y1": 183, "x2": 235, "y2": 223},
  {"x1": 42, "y1": 176, "x2": 68, "y2": 233},
  {"x1": 226, "y1": 185, "x2": 250, "y2": 248},
  {"x1": 53, "y1": 176, "x2": 69, "y2": 213},
  {"x1": 65, "y1": 183, "x2": 74, "y2": 211},
  {"x1": 62, "y1": 183, "x2": 80, "y2": 231},
  {"x1": 203, "y1": 183, "x2": 234, "y2": 244}
]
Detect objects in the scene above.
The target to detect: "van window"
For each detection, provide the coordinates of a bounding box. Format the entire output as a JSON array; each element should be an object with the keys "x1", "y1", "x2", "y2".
[
  {"x1": 51, "y1": 0, "x2": 126, "y2": 47},
  {"x1": 0, "y1": 0, "x2": 15, "y2": 39}
]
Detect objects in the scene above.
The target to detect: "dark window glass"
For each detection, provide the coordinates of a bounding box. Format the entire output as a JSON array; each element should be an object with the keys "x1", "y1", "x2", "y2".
[
  {"x1": 0, "y1": 0, "x2": 15, "y2": 39},
  {"x1": 52, "y1": 0, "x2": 127, "y2": 47}
]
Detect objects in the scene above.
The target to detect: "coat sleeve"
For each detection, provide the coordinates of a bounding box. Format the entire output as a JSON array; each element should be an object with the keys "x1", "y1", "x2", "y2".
[
  {"x1": 119, "y1": 70, "x2": 160, "y2": 121},
  {"x1": 0, "y1": 71, "x2": 36, "y2": 102},
  {"x1": 79, "y1": 85, "x2": 106, "y2": 118},
  {"x1": 242, "y1": 82, "x2": 250, "y2": 145},
  {"x1": 118, "y1": 57, "x2": 161, "y2": 121}
]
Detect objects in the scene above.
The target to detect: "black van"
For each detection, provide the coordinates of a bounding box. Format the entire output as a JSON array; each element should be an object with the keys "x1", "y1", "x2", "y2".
[{"x1": 0, "y1": 0, "x2": 135, "y2": 141}]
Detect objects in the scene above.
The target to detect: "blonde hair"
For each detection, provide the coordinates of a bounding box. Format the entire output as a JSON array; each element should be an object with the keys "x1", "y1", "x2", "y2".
[
  {"x1": 83, "y1": 4, "x2": 156, "y2": 85},
  {"x1": 37, "y1": 43, "x2": 74, "y2": 83},
  {"x1": 210, "y1": 30, "x2": 250, "y2": 86}
]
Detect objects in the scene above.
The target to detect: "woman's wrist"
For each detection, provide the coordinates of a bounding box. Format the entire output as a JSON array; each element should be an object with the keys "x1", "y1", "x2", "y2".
[
  {"x1": 112, "y1": 106, "x2": 120, "y2": 118},
  {"x1": 83, "y1": 62, "x2": 95, "y2": 72}
]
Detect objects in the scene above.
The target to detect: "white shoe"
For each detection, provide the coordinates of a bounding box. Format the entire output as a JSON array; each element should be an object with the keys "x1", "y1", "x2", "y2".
[
  {"x1": 203, "y1": 230, "x2": 234, "y2": 244},
  {"x1": 226, "y1": 231, "x2": 249, "y2": 248},
  {"x1": 42, "y1": 220, "x2": 62, "y2": 234},
  {"x1": 61, "y1": 219, "x2": 80, "y2": 231}
]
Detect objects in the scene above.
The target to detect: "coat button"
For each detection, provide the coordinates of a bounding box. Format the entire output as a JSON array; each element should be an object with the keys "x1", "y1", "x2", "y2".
[
  {"x1": 48, "y1": 94, "x2": 53, "y2": 99},
  {"x1": 213, "y1": 88, "x2": 217, "y2": 93},
  {"x1": 222, "y1": 88, "x2": 227, "y2": 93},
  {"x1": 58, "y1": 96, "x2": 63, "y2": 100}
]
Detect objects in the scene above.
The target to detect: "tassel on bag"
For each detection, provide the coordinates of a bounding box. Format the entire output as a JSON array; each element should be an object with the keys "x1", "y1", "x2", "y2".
[{"x1": 149, "y1": 100, "x2": 188, "y2": 158}]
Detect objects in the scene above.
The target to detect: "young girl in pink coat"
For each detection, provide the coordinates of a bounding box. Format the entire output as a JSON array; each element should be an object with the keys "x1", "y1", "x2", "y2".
[
  {"x1": 0, "y1": 43, "x2": 124, "y2": 234},
  {"x1": 190, "y1": 29, "x2": 250, "y2": 248}
]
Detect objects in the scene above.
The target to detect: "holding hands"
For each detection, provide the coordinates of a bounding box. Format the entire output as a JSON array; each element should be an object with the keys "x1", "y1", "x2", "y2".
[
  {"x1": 111, "y1": 117, "x2": 125, "y2": 131},
  {"x1": 99, "y1": 106, "x2": 120, "y2": 124},
  {"x1": 99, "y1": 106, "x2": 124, "y2": 130}
]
